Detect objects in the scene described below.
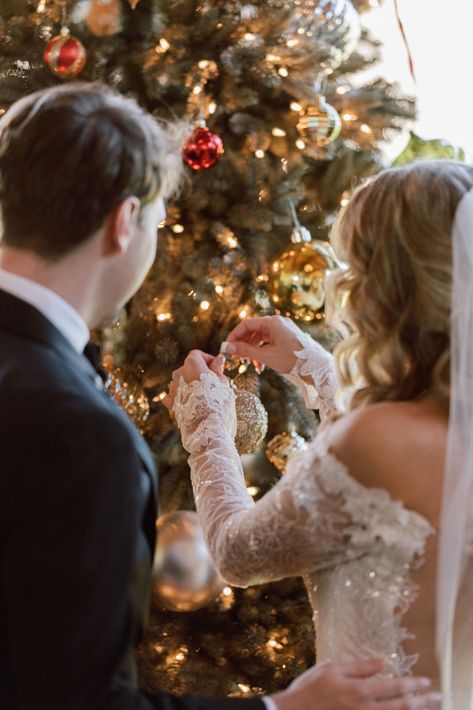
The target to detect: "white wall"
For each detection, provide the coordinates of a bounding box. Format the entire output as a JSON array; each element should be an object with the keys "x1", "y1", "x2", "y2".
[{"x1": 360, "y1": 0, "x2": 473, "y2": 161}]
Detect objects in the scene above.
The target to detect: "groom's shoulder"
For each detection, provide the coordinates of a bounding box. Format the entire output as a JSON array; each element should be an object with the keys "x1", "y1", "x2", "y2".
[{"x1": 0, "y1": 337, "x2": 125, "y2": 440}]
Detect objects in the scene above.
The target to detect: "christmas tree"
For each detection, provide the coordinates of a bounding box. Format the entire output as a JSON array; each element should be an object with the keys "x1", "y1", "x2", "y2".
[{"x1": 0, "y1": 0, "x2": 415, "y2": 699}]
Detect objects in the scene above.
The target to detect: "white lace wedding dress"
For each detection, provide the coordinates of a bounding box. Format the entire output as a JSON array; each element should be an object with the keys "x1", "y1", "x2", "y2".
[{"x1": 173, "y1": 333, "x2": 434, "y2": 677}]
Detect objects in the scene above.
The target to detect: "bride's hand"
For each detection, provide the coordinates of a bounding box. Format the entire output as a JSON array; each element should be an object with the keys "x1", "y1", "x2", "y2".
[
  {"x1": 221, "y1": 315, "x2": 312, "y2": 375},
  {"x1": 163, "y1": 350, "x2": 226, "y2": 412}
]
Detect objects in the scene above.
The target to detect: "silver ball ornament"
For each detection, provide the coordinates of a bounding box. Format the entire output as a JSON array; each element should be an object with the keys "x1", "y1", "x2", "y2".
[{"x1": 152, "y1": 511, "x2": 224, "y2": 612}]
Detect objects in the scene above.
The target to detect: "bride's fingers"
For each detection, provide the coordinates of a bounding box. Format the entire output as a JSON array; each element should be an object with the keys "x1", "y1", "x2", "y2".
[
  {"x1": 221, "y1": 339, "x2": 269, "y2": 362},
  {"x1": 342, "y1": 658, "x2": 385, "y2": 678},
  {"x1": 162, "y1": 394, "x2": 173, "y2": 411},
  {"x1": 209, "y1": 354, "x2": 226, "y2": 377},
  {"x1": 226, "y1": 317, "x2": 272, "y2": 345},
  {"x1": 363, "y1": 676, "x2": 431, "y2": 699},
  {"x1": 186, "y1": 350, "x2": 215, "y2": 365},
  {"x1": 376, "y1": 690, "x2": 441, "y2": 709}
]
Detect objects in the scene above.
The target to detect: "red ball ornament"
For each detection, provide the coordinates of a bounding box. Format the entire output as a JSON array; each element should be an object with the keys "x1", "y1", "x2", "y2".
[
  {"x1": 183, "y1": 123, "x2": 224, "y2": 171},
  {"x1": 44, "y1": 27, "x2": 86, "y2": 80}
]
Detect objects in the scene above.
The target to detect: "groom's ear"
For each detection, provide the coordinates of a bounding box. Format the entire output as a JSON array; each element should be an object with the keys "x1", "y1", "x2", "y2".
[{"x1": 102, "y1": 196, "x2": 141, "y2": 257}]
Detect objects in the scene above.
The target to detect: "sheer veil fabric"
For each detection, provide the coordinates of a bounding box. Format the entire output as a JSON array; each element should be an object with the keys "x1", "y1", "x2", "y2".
[{"x1": 437, "y1": 187, "x2": 473, "y2": 709}]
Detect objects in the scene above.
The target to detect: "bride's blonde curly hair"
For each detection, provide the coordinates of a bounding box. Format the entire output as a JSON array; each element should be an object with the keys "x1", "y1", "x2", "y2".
[{"x1": 328, "y1": 160, "x2": 473, "y2": 411}]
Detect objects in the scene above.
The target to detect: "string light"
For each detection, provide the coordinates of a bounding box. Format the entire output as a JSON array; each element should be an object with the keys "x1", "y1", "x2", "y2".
[
  {"x1": 247, "y1": 486, "x2": 259, "y2": 497},
  {"x1": 156, "y1": 38, "x2": 170, "y2": 53},
  {"x1": 237, "y1": 684, "x2": 251, "y2": 694},
  {"x1": 215, "y1": 285, "x2": 224, "y2": 295},
  {"x1": 192, "y1": 85, "x2": 203, "y2": 95},
  {"x1": 223, "y1": 587, "x2": 233, "y2": 596},
  {"x1": 272, "y1": 127, "x2": 286, "y2": 137},
  {"x1": 208, "y1": 100, "x2": 217, "y2": 114},
  {"x1": 239, "y1": 309, "x2": 248, "y2": 319},
  {"x1": 336, "y1": 85, "x2": 349, "y2": 95},
  {"x1": 286, "y1": 38, "x2": 299, "y2": 48},
  {"x1": 265, "y1": 53, "x2": 281, "y2": 62},
  {"x1": 295, "y1": 138, "x2": 305, "y2": 150},
  {"x1": 198, "y1": 59, "x2": 210, "y2": 69},
  {"x1": 278, "y1": 67, "x2": 289, "y2": 77},
  {"x1": 156, "y1": 312, "x2": 171, "y2": 322},
  {"x1": 360, "y1": 123, "x2": 372, "y2": 134},
  {"x1": 171, "y1": 224, "x2": 184, "y2": 234},
  {"x1": 290, "y1": 101, "x2": 303, "y2": 112},
  {"x1": 342, "y1": 113, "x2": 357, "y2": 122},
  {"x1": 153, "y1": 391, "x2": 168, "y2": 402},
  {"x1": 255, "y1": 149, "x2": 265, "y2": 159},
  {"x1": 36, "y1": 0, "x2": 47, "y2": 12},
  {"x1": 227, "y1": 235, "x2": 238, "y2": 248}
]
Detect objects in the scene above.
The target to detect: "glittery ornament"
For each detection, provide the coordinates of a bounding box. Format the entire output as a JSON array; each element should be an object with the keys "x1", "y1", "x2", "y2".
[
  {"x1": 287, "y1": 0, "x2": 361, "y2": 69},
  {"x1": 152, "y1": 511, "x2": 224, "y2": 612},
  {"x1": 297, "y1": 96, "x2": 342, "y2": 148},
  {"x1": 183, "y1": 122, "x2": 224, "y2": 171},
  {"x1": 85, "y1": 0, "x2": 122, "y2": 37},
  {"x1": 268, "y1": 226, "x2": 340, "y2": 321},
  {"x1": 266, "y1": 431, "x2": 308, "y2": 474},
  {"x1": 43, "y1": 27, "x2": 86, "y2": 79},
  {"x1": 235, "y1": 389, "x2": 268, "y2": 455},
  {"x1": 105, "y1": 364, "x2": 150, "y2": 432}
]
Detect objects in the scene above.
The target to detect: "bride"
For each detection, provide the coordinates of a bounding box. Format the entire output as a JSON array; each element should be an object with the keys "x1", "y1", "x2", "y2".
[{"x1": 165, "y1": 160, "x2": 473, "y2": 708}]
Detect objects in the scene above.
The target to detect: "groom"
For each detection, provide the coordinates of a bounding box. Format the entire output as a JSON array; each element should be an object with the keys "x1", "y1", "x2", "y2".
[{"x1": 0, "y1": 84, "x2": 438, "y2": 710}]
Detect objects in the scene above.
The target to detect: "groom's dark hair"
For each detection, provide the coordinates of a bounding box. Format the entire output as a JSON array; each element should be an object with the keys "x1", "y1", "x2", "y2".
[{"x1": 0, "y1": 82, "x2": 182, "y2": 260}]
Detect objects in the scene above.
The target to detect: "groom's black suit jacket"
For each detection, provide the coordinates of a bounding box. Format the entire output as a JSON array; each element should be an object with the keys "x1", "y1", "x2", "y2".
[{"x1": 0, "y1": 289, "x2": 263, "y2": 710}]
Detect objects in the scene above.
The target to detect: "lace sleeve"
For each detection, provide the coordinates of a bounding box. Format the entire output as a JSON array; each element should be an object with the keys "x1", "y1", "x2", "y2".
[
  {"x1": 173, "y1": 372, "x2": 429, "y2": 588},
  {"x1": 283, "y1": 332, "x2": 338, "y2": 421}
]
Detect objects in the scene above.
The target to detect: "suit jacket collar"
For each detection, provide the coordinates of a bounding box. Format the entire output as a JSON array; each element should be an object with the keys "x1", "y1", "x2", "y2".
[
  {"x1": 0, "y1": 287, "x2": 98, "y2": 383},
  {"x1": 0, "y1": 288, "x2": 157, "y2": 493}
]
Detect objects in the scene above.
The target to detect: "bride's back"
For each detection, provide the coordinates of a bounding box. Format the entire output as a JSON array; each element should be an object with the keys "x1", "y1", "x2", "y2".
[
  {"x1": 327, "y1": 395, "x2": 448, "y2": 684},
  {"x1": 323, "y1": 161, "x2": 473, "y2": 683}
]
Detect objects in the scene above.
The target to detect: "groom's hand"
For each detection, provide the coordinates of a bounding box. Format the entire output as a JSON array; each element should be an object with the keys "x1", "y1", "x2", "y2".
[
  {"x1": 269, "y1": 659, "x2": 441, "y2": 710},
  {"x1": 163, "y1": 350, "x2": 226, "y2": 412}
]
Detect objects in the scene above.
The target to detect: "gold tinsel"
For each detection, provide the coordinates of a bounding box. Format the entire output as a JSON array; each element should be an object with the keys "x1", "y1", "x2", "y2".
[{"x1": 105, "y1": 364, "x2": 150, "y2": 432}]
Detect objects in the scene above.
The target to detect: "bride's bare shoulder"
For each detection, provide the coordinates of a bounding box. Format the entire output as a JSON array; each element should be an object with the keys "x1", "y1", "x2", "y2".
[{"x1": 326, "y1": 398, "x2": 447, "y2": 515}]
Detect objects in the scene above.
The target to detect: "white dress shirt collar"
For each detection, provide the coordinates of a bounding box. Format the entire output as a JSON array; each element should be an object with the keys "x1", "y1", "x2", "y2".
[{"x1": 0, "y1": 268, "x2": 89, "y2": 353}]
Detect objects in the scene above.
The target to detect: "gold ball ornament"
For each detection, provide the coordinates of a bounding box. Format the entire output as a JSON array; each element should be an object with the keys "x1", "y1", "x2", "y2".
[
  {"x1": 85, "y1": 0, "x2": 122, "y2": 36},
  {"x1": 43, "y1": 27, "x2": 87, "y2": 80},
  {"x1": 105, "y1": 364, "x2": 150, "y2": 432},
  {"x1": 268, "y1": 226, "x2": 340, "y2": 321},
  {"x1": 266, "y1": 431, "x2": 309, "y2": 474},
  {"x1": 297, "y1": 96, "x2": 342, "y2": 148},
  {"x1": 152, "y1": 511, "x2": 224, "y2": 612},
  {"x1": 235, "y1": 388, "x2": 269, "y2": 455}
]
